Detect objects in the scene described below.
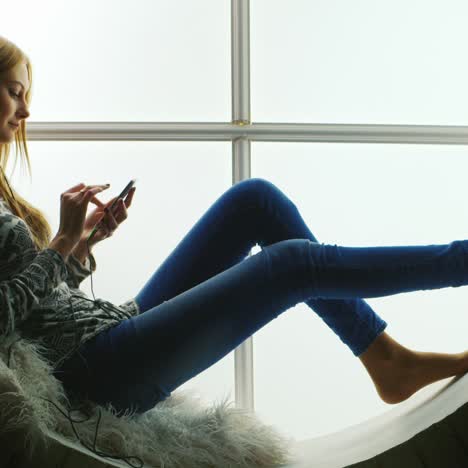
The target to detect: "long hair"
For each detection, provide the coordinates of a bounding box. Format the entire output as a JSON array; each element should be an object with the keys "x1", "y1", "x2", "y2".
[{"x1": 0, "y1": 36, "x2": 52, "y2": 251}]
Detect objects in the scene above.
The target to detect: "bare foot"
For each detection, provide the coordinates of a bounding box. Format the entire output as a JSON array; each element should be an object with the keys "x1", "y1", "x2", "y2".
[{"x1": 371, "y1": 349, "x2": 468, "y2": 404}]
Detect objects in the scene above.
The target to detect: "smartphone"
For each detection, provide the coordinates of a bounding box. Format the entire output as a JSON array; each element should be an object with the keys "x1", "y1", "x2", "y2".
[{"x1": 87, "y1": 179, "x2": 137, "y2": 242}]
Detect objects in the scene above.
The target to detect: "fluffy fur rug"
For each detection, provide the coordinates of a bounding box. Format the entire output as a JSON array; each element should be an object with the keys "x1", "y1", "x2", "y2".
[{"x1": 0, "y1": 333, "x2": 295, "y2": 467}]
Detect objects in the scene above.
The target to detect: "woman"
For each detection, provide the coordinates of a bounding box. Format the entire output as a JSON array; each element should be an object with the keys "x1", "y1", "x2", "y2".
[{"x1": 1, "y1": 36, "x2": 467, "y2": 418}]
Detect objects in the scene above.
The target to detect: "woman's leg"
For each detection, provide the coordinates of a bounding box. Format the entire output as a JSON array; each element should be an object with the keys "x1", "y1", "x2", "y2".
[
  {"x1": 134, "y1": 178, "x2": 388, "y2": 357},
  {"x1": 56, "y1": 178, "x2": 468, "y2": 415}
]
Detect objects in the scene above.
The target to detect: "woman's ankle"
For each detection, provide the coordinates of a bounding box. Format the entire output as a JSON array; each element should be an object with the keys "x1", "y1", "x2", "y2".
[{"x1": 360, "y1": 331, "x2": 409, "y2": 363}]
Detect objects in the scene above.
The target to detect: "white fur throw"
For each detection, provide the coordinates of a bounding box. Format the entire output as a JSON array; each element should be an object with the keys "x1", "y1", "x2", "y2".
[{"x1": 0, "y1": 333, "x2": 295, "y2": 467}]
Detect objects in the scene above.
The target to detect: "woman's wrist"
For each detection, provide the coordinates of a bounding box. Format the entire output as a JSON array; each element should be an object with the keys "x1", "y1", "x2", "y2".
[
  {"x1": 48, "y1": 235, "x2": 76, "y2": 262},
  {"x1": 71, "y1": 241, "x2": 93, "y2": 266}
]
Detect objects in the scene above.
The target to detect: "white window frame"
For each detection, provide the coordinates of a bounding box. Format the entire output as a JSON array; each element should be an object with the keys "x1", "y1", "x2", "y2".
[{"x1": 24, "y1": 0, "x2": 468, "y2": 414}]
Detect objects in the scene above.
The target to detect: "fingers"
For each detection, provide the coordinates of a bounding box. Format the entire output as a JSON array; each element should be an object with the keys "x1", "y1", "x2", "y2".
[
  {"x1": 82, "y1": 185, "x2": 110, "y2": 201},
  {"x1": 126, "y1": 187, "x2": 136, "y2": 206},
  {"x1": 90, "y1": 187, "x2": 136, "y2": 209},
  {"x1": 112, "y1": 188, "x2": 134, "y2": 221},
  {"x1": 117, "y1": 198, "x2": 128, "y2": 217},
  {"x1": 65, "y1": 182, "x2": 114, "y2": 197},
  {"x1": 101, "y1": 199, "x2": 128, "y2": 236},
  {"x1": 94, "y1": 186, "x2": 136, "y2": 238},
  {"x1": 90, "y1": 192, "x2": 117, "y2": 207},
  {"x1": 101, "y1": 208, "x2": 117, "y2": 237},
  {"x1": 107, "y1": 199, "x2": 126, "y2": 222},
  {"x1": 66, "y1": 182, "x2": 86, "y2": 193}
]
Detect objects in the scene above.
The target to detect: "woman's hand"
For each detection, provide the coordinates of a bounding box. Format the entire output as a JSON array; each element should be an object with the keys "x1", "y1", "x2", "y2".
[
  {"x1": 56, "y1": 183, "x2": 111, "y2": 249},
  {"x1": 80, "y1": 186, "x2": 136, "y2": 248}
]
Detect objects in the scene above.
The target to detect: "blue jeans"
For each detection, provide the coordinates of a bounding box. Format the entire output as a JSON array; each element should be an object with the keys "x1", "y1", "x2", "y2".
[{"x1": 55, "y1": 178, "x2": 468, "y2": 416}]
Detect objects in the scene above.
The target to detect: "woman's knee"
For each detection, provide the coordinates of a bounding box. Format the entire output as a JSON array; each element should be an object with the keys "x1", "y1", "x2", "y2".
[
  {"x1": 236, "y1": 177, "x2": 276, "y2": 194},
  {"x1": 233, "y1": 177, "x2": 297, "y2": 210}
]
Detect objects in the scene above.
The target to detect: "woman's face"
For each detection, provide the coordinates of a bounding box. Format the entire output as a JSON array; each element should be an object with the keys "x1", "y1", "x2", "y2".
[{"x1": 0, "y1": 62, "x2": 30, "y2": 143}]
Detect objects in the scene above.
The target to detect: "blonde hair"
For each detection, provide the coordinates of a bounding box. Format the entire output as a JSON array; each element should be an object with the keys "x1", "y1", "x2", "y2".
[{"x1": 0, "y1": 36, "x2": 52, "y2": 251}]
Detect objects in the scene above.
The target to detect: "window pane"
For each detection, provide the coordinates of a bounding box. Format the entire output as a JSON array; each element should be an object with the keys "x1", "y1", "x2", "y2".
[
  {"x1": 252, "y1": 142, "x2": 468, "y2": 441},
  {"x1": 252, "y1": 0, "x2": 468, "y2": 125},
  {"x1": 4, "y1": 0, "x2": 230, "y2": 122},
  {"x1": 7, "y1": 141, "x2": 235, "y2": 408}
]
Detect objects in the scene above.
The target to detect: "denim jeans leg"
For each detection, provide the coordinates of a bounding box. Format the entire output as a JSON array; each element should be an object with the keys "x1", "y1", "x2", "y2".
[
  {"x1": 63, "y1": 234, "x2": 468, "y2": 415},
  {"x1": 232, "y1": 179, "x2": 388, "y2": 356},
  {"x1": 59, "y1": 239, "x2": 321, "y2": 415},
  {"x1": 134, "y1": 178, "x2": 387, "y2": 357}
]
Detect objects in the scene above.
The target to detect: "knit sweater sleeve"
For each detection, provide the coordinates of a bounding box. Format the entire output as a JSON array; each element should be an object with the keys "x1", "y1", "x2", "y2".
[
  {"x1": 0, "y1": 248, "x2": 68, "y2": 338},
  {"x1": 64, "y1": 252, "x2": 97, "y2": 289}
]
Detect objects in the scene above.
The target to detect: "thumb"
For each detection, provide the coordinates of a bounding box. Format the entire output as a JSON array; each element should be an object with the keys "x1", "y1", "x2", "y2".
[
  {"x1": 89, "y1": 196, "x2": 106, "y2": 208},
  {"x1": 90, "y1": 195, "x2": 119, "y2": 209}
]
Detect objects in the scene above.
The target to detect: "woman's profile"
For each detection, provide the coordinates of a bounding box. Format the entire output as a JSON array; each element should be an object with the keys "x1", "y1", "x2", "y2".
[{"x1": 0, "y1": 35, "x2": 467, "y2": 421}]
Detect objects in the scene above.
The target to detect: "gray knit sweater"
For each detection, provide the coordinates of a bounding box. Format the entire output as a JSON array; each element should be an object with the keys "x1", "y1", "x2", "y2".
[{"x1": 0, "y1": 198, "x2": 140, "y2": 370}]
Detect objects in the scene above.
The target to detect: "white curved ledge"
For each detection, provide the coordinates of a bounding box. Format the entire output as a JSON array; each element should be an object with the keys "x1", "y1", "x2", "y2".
[
  {"x1": 283, "y1": 372, "x2": 468, "y2": 467},
  {"x1": 27, "y1": 372, "x2": 468, "y2": 467}
]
